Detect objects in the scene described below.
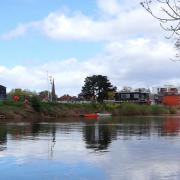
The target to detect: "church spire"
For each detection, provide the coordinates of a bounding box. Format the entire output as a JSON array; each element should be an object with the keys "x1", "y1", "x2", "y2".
[{"x1": 51, "y1": 78, "x2": 56, "y2": 102}]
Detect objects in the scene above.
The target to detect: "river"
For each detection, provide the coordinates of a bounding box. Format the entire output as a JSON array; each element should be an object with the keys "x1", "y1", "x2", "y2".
[{"x1": 0, "y1": 116, "x2": 180, "y2": 180}]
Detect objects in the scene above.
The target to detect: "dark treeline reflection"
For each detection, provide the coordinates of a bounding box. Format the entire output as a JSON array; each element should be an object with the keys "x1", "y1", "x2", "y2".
[
  {"x1": 83, "y1": 122, "x2": 113, "y2": 151},
  {"x1": 0, "y1": 117, "x2": 180, "y2": 152},
  {"x1": 0, "y1": 124, "x2": 7, "y2": 151}
]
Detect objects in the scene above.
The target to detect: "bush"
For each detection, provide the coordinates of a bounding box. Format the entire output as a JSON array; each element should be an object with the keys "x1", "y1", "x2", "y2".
[
  {"x1": 169, "y1": 107, "x2": 177, "y2": 114},
  {"x1": 2, "y1": 100, "x2": 23, "y2": 107},
  {"x1": 117, "y1": 103, "x2": 168, "y2": 116},
  {"x1": 140, "y1": 105, "x2": 151, "y2": 115},
  {"x1": 30, "y1": 96, "x2": 41, "y2": 112},
  {"x1": 120, "y1": 103, "x2": 140, "y2": 116},
  {"x1": 151, "y1": 105, "x2": 168, "y2": 115}
]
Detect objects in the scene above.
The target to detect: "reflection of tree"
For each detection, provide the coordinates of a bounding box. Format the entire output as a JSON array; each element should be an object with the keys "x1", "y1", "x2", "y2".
[
  {"x1": 83, "y1": 117, "x2": 180, "y2": 152},
  {"x1": 6, "y1": 123, "x2": 57, "y2": 140},
  {"x1": 83, "y1": 119, "x2": 155, "y2": 151},
  {"x1": 31, "y1": 123, "x2": 41, "y2": 136},
  {"x1": 83, "y1": 122, "x2": 115, "y2": 151},
  {"x1": 0, "y1": 124, "x2": 7, "y2": 151}
]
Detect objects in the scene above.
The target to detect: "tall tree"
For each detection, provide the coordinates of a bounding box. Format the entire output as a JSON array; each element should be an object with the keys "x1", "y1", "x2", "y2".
[{"x1": 81, "y1": 75, "x2": 116, "y2": 102}]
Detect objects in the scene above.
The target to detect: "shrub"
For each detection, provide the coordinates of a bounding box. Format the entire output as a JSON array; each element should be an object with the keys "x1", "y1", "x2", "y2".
[
  {"x1": 2, "y1": 100, "x2": 23, "y2": 107},
  {"x1": 140, "y1": 105, "x2": 151, "y2": 115},
  {"x1": 151, "y1": 105, "x2": 168, "y2": 115},
  {"x1": 30, "y1": 96, "x2": 41, "y2": 112},
  {"x1": 120, "y1": 103, "x2": 140, "y2": 116},
  {"x1": 169, "y1": 107, "x2": 177, "y2": 114}
]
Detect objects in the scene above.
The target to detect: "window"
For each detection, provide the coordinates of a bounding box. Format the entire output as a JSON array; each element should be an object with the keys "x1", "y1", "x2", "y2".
[
  {"x1": 141, "y1": 94, "x2": 145, "y2": 100},
  {"x1": 121, "y1": 93, "x2": 130, "y2": 99},
  {"x1": 134, "y1": 94, "x2": 139, "y2": 99}
]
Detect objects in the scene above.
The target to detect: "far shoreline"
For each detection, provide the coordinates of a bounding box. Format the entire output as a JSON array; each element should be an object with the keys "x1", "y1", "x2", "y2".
[{"x1": 0, "y1": 102, "x2": 179, "y2": 121}]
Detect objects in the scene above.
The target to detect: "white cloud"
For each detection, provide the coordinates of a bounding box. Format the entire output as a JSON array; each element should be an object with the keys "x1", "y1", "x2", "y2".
[
  {"x1": 1, "y1": 0, "x2": 162, "y2": 42},
  {"x1": 0, "y1": 38, "x2": 179, "y2": 96},
  {"x1": 97, "y1": 0, "x2": 121, "y2": 15},
  {"x1": 1, "y1": 22, "x2": 39, "y2": 40},
  {"x1": 1, "y1": 24, "x2": 27, "y2": 40}
]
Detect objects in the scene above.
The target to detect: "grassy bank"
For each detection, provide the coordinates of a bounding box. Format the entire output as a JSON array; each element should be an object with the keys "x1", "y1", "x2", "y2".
[{"x1": 0, "y1": 97, "x2": 177, "y2": 120}]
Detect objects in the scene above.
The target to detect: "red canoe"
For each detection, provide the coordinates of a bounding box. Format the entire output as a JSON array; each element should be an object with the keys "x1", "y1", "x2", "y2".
[{"x1": 84, "y1": 114, "x2": 99, "y2": 118}]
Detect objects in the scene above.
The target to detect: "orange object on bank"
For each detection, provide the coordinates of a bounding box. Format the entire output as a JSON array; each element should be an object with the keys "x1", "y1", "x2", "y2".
[
  {"x1": 162, "y1": 95, "x2": 180, "y2": 106},
  {"x1": 13, "y1": 96, "x2": 20, "y2": 102}
]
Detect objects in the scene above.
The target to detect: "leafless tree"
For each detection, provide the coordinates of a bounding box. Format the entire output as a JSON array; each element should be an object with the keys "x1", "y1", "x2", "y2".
[{"x1": 141, "y1": 0, "x2": 180, "y2": 59}]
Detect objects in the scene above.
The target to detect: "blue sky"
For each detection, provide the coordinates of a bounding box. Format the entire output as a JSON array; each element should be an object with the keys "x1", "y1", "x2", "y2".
[
  {"x1": 0, "y1": 0, "x2": 180, "y2": 95},
  {"x1": 0, "y1": 0, "x2": 102, "y2": 67}
]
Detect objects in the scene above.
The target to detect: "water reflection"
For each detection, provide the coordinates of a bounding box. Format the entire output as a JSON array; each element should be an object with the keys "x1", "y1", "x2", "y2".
[
  {"x1": 0, "y1": 124, "x2": 7, "y2": 151},
  {"x1": 83, "y1": 122, "x2": 113, "y2": 151},
  {"x1": 163, "y1": 118, "x2": 180, "y2": 135},
  {"x1": 0, "y1": 117, "x2": 180, "y2": 179},
  {"x1": 0, "y1": 117, "x2": 180, "y2": 152},
  {"x1": 0, "y1": 118, "x2": 179, "y2": 145}
]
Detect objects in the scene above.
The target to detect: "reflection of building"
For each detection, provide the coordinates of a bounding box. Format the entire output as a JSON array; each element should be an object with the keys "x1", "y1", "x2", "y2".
[
  {"x1": 163, "y1": 118, "x2": 180, "y2": 135},
  {"x1": 0, "y1": 85, "x2": 6, "y2": 101}
]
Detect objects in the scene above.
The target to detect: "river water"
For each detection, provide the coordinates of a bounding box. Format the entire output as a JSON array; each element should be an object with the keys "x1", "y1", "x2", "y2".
[{"x1": 0, "y1": 116, "x2": 180, "y2": 180}]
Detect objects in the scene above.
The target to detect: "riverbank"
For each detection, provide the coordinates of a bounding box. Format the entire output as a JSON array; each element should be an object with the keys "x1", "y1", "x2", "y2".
[{"x1": 0, "y1": 100, "x2": 178, "y2": 120}]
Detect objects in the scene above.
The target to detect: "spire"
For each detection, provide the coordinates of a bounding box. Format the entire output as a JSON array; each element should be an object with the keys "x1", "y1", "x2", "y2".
[{"x1": 51, "y1": 78, "x2": 56, "y2": 102}]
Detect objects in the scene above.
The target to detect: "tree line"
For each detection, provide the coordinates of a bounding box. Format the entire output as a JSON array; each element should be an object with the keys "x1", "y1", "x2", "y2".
[{"x1": 7, "y1": 75, "x2": 117, "y2": 103}]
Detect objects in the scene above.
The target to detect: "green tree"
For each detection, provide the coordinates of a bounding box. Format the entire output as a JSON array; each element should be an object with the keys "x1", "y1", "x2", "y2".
[
  {"x1": 107, "y1": 91, "x2": 115, "y2": 100},
  {"x1": 39, "y1": 90, "x2": 50, "y2": 99},
  {"x1": 81, "y1": 75, "x2": 116, "y2": 102},
  {"x1": 30, "y1": 96, "x2": 41, "y2": 112},
  {"x1": 8, "y1": 89, "x2": 37, "y2": 100}
]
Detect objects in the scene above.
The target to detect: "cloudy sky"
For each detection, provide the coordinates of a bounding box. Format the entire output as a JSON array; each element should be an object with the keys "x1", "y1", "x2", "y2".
[{"x1": 0, "y1": 0, "x2": 180, "y2": 96}]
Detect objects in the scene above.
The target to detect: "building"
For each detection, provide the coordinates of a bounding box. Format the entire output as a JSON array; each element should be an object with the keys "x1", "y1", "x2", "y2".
[
  {"x1": 0, "y1": 85, "x2": 6, "y2": 101},
  {"x1": 155, "y1": 86, "x2": 180, "y2": 106},
  {"x1": 114, "y1": 89, "x2": 150, "y2": 104},
  {"x1": 163, "y1": 95, "x2": 180, "y2": 106}
]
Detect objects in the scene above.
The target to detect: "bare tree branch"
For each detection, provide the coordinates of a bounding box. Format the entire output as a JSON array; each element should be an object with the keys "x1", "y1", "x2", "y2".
[{"x1": 141, "y1": 0, "x2": 180, "y2": 60}]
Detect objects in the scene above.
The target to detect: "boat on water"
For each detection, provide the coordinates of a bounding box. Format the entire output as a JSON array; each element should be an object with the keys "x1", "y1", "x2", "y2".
[
  {"x1": 97, "y1": 113, "x2": 112, "y2": 117},
  {"x1": 84, "y1": 114, "x2": 98, "y2": 118},
  {"x1": 83, "y1": 113, "x2": 112, "y2": 119}
]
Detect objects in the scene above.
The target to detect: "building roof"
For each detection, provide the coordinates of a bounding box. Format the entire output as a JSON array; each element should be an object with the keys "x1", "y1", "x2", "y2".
[
  {"x1": 116, "y1": 91, "x2": 149, "y2": 94},
  {"x1": 58, "y1": 95, "x2": 77, "y2": 101}
]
